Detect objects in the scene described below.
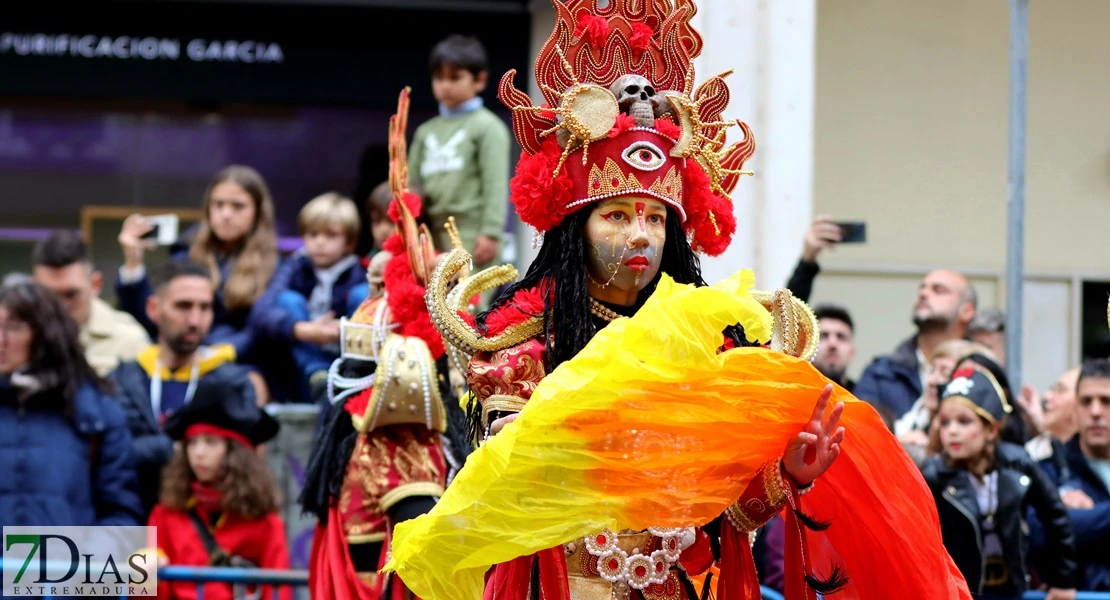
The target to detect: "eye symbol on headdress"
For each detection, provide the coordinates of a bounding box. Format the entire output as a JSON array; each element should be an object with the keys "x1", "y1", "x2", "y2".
[{"x1": 621, "y1": 141, "x2": 667, "y2": 172}]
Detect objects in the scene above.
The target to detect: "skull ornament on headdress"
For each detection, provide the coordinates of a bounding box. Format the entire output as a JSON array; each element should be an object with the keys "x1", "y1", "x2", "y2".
[{"x1": 500, "y1": 0, "x2": 756, "y2": 256}]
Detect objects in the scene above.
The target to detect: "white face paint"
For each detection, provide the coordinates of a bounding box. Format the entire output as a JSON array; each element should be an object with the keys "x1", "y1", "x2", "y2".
[{"x1": 584, "y1": 196, "x2": 667, "y2": 305}]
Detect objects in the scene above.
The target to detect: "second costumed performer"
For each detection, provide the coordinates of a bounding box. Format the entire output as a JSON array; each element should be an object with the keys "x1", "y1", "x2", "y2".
[{"x1": 387, "y1": 1, "x2": 973, "y2": 599}]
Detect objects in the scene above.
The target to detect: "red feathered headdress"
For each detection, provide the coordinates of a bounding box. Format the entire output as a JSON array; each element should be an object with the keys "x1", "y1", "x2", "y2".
[
  {"x1": 498, "y1": 0, "x2": 756, "y2": 256},
  {"x1": 346, "y1": 88, "x2": 446, "y2": 359}
]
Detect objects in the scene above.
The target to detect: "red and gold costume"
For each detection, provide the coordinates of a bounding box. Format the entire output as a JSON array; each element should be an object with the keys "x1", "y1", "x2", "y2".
[
  {"x1": 385, "y1": 2, "x2": 972, "y2": 599},
  {"x1": 303, "y1": 89, "x2": 464, "y2": 600}
]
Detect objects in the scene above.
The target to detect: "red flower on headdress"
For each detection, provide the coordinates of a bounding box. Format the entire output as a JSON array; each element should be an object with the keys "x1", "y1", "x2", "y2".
[
  {"x1": 682, "y1": 160, "x2": 735, "y2": 256},
  {"x1": 509, "y1": 138, "x2": 575, "y2": 232},
  {"x1": 382, "y1": 250, "x2": 446, "y2": 359},
  {"x1": 575, "y1": 13, "x2": 610, "y2": 48},
  {"x1": 387, "y1": 191, "x2": 422, "y2": 223},
  {"x1": 382, "y1": 232, "x2": 404, "y2": 256},
  {"x1": 629, "y1": 22, "x2": 655, "y2": 52},
  {"x1": 653, "y1": 117, "x2": 682, "y2": 140},
  {"x1": 608, "y1": 113, "x2": 637, "y2": 138}
]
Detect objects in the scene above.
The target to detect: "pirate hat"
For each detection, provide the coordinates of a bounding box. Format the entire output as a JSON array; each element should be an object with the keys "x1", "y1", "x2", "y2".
[
  {"x1": 941, "y1": 366, "x2": 1013, "y2": 424},
  {"x1": 163, "y1": 377, "x2": 279, "y2": 447}
]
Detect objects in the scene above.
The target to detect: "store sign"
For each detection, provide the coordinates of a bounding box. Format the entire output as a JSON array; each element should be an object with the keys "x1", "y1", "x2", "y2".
[{"x1": 0, "y1": 33, "x2": 284, "y2": 64}]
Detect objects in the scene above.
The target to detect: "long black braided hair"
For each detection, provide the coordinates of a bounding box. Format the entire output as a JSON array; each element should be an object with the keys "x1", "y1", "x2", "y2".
[{"x1": 478, "y1": 205, "x2": 756, "y2": 374}]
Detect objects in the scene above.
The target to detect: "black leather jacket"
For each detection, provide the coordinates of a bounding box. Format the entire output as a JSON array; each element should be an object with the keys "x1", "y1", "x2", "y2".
[{"x1": 921, "y1": 441, "x2": 1077, "y2": 593}]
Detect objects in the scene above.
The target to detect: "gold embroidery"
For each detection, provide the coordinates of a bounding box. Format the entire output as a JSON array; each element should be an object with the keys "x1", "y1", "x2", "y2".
[
  {"x1": 481, "y1": 395, "x2": 528, "y2": 424},
  {"x1": 762, "y1": 460, "x2": 789, "y2": 509},
  {"x1": 380, "y1": 482, "x2": 446, "y2": 513},
  {"x1": 724, "y1": 502, "x2": 759, "y2": 533},
  {"x1": 587, "y1": 158, "x2": 646, "y2": 199},
  {"x1": 752, "y1": 288, "x2": 819, "y2": 361},
  {"x1": 647, "y1": 166, "x2": 683, "y2": 206},
  {"x1": 392, "y1": 429, "x2": 439, "y2": 484},
  {"x1": 467, "y1": 343, "x2": 546, "y2": 403},
  {"x1": 340, "y1": 433, "x2": 393, "y2": 538}
]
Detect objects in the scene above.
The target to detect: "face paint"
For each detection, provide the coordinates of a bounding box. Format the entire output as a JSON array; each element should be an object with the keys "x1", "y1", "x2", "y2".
[{"x1": 584, "y1": 196, "x2": 668, "y2": 303}]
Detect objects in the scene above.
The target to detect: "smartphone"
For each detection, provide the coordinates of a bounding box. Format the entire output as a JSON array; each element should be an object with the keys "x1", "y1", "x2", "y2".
[
  {"x1": 833, "y1": 221, "x2": 866, "y2": 244},
  {"x1": 140, "y1": 214, "x2": 180, "y2": 246}
]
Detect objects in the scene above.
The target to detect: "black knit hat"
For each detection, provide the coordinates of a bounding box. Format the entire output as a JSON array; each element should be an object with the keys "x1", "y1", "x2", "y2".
[
  {"x1": 163, "y1": 377, "x2": 279, "y2": 447},
  {"x1": 941, "y1": 366, "x2": 1013, "y2": 424}
]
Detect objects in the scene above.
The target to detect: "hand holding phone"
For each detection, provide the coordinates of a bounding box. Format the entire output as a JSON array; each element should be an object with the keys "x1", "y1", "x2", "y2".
[
  {"x1": 832, "y1": 221, "x2": 866, "y2": 244},
  {"x1": 139, "y1": 214, "x2": 180, "y2": 246}
]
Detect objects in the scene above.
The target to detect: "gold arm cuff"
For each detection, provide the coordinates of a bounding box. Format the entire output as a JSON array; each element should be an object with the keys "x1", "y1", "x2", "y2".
[
  {"x1": 724, "y1": 503, "x2": 760, "y2": 532},
  {"x1": 763, "y1": 460, "x2": 789, "y2": 509},
  {"x1": 346, "y1": 532, "x2": 387, "y2": 544},
  {"x1": 379, "y1": 482, "x2": 446, "y2": 513},
  {"x1": 724, "y1": 461, "x2": 790, "y2": 533},
  {"x1": 481, "y1": 394, "x2": 528, "y2": 424}
]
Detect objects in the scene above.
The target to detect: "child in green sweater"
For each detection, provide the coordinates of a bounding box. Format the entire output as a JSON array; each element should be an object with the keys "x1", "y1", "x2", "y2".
[{"x1": 409, "y1": 34, "x2": 510, "y2": 268}]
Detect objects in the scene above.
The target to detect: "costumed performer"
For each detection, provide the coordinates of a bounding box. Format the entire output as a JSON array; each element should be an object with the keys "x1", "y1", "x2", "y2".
[
  {"x1": 299, "y1": 88, "x2": 471, "y2": 600},
  {"x1": 385, "y1": 1, "x2": 974, "y2": 599}
]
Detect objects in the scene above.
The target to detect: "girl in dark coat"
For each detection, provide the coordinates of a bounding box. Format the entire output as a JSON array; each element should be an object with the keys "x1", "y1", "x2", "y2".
[{"x1": 922, "y1": 365, "x2": 1077, "y2": 600}]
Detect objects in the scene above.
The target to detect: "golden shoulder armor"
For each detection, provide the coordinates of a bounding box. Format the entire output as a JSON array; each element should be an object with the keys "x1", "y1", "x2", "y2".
[
  {"x1": 751, "y1": 288, "x2": 819, "y2": 362},
  {"x1": 351, "y1": 334, "x2": 447, "y2": 434}
]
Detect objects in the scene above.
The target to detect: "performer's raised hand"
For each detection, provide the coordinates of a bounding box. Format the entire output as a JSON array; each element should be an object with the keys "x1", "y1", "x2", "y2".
[{"x1": 782, "y1": 384, "x2": 845, "y2": 487}]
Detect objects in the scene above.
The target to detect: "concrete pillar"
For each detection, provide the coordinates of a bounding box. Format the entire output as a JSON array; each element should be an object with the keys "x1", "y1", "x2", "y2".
[
  {"x1": 517, "y1": 0, "x2": 816, "y2": 291},
  {"x1": 690, "y1": 0, "x2": 816, "y2": 289}
]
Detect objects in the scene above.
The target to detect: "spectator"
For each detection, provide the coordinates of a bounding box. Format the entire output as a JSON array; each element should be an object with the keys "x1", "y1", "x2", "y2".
[
  {"x1": 896, "y1": 339, "x2": 979, "y2": 464},
  {"x1": 366, "y1": 181, "x2": 397, "y2": 254},
  {"x1": 409, "y1": 34, "x2": 510, "y2": 268},
  {"x1": 1039, "y1": 359, "x2": 1110, "y2": 590},
  {"x1": 111, "y1": 261, "x2": 257, "y2": 518},
  {"x1": 0, "y1": 282, "x2": 143, "y2": 526},
  {"x1": 922, "y1": 366, "x2": 1076, "y2": 599},
  {"x1": 855, "y1": 269, "x2": 977, "y2": 418},
  {"x1": 249, "y1": 193, "x2": 368, "y2": 400},
  {"x1": 970, "y1": 307, "x2": 1007, "y2": 365},
  {"x1": 1044, "y1": 368, "x2": 1081, "y2": 442},
  {"x1": 115, "y1": 165, "x2": 278, "y2": 397},
  {"x1": 151, "y1": 379, "x2": 290, "y2": 600},
  {"x1": 785, "y1": 215, "x2": 842, "y2": 303},
  {"x1": 812, "y1": 304, "x2": 856, "y2": 391},
  {"x1": 31, "y1": 230, "x2": 150, "y2": 376},
  {"x1": 957, "y1": 351, "x2": 1032, "y2": 445}
]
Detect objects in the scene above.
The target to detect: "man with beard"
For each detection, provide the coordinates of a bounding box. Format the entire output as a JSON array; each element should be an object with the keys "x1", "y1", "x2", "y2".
[
  {"x1": 110, "y1": 260, "x2": 258, "y2": 518},
  {"x1": 1031, "y1": 359, "x2": 1110, "y2": 590},
  {"x1": 855, "y1": 269, "x2": 977, "y2": 418},
  {"x1": 813, "y1": 304, "x2": 857, "y2": 392}
]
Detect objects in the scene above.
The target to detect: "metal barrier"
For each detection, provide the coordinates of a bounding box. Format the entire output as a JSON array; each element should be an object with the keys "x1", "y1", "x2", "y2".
[
  {"x1": 158, "y1": 565, "x2": 309, "y2": 600},
  {"x1": 8, "y1": 559, "x2": 1110, "y2": 600},
  {"x1": 760, "y1": 587, "x2": 785, "y2": 600}
]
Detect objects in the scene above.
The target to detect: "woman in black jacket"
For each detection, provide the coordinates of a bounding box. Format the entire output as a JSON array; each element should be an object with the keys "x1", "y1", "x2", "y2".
[{"x1": 922, "y1": 365, "x2": 1076, "y2": 600}]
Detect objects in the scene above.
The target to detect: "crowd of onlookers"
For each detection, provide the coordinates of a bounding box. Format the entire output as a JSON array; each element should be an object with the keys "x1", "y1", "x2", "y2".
[
  {"x1": 752, "y1": 216, "x2": 1109, "y2": 598},
  {"x1": 1, "y1": 32, "x2": 1108, "y2": 600},
  {"x1": 0, "y1": 32, "x2": 510, "y2": 599}
]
